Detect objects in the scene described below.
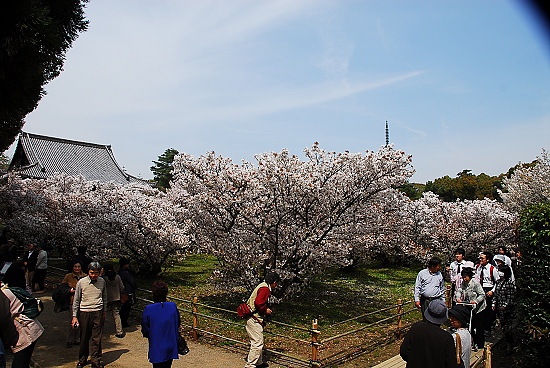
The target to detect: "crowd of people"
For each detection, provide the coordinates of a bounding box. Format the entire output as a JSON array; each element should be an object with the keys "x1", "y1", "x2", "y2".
[
  {"x1": 0, "y1": 242, "x2": 138, "y2": 368},
  {"x1": 403, "y1": 245, "x2": 520, "y2": 367},
  {"x1": 2, "y1": 238, "x2": 521, "y2": 368}
]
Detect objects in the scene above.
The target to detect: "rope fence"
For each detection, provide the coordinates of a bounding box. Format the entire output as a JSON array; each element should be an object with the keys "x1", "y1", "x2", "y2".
[{"x1": 46, "y1": 265, "x2": 493, "y2": 367}]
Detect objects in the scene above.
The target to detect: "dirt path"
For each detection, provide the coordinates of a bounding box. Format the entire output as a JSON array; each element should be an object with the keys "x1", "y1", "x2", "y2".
[{"x1": 5, "y1": 291, "x2": 270, "y2": 368}]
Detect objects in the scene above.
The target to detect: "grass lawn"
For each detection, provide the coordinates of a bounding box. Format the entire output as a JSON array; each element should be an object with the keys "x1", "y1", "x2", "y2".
[{"x1": 134, "y1": 254, "x2": 423, "y2": 367}]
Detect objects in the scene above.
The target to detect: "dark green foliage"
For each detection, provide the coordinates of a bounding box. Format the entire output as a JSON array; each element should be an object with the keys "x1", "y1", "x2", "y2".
[
  {"x1": 517, "y1": 202, "x2": 550, "y2": 367},
  {"x1": 0, "y1": 0, "x2": 89, "y2": 152},
  {"x1": 150, "y1": 148, "x2": 179, "y2": 191},
  {"x1": 398, "y1": 181, "x2": 424, "y2": 200},
  {"x1": 423, "y1": 170, "x2": 502, "y2": 201}
]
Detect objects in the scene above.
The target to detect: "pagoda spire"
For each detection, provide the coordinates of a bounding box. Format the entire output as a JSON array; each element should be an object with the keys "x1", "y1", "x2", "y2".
[{"x1": 385, "y1": 120, "x2": 390, "y2": 146}]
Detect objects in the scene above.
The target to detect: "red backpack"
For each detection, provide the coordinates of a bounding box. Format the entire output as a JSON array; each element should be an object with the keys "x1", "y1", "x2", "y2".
[{"x1": 237, "y1": 302, "x2": 254, "y2": 319}]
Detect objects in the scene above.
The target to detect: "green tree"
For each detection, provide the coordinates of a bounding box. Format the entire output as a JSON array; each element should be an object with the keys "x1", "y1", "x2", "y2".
[
  {"x1": 0, "y1": 0, "x2": 89, "y2": 152},
  {"x1": 398, "y1": 181, "x2": 423, "y2": 200},
  {"x1": 425, "y1": 175, "x2": 456, "y2": 201},
  {"x1": 424, "y1": 170, "x2": 502, "y2": 201},
  {"x1": 150, "y1": 148, "x2": 179, "y2": 191},
  {"x1": 517, "y1": 202, "x2": 550, "y2": 367}
]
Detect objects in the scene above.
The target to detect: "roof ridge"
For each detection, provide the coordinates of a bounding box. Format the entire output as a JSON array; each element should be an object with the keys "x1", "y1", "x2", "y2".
[{"x1": 23, "y1": 131, "x2": 111, "y2": 150}]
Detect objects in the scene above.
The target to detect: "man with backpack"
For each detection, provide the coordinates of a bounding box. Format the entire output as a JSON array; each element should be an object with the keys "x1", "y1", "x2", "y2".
[
  {"x1": 475, "y1": 251, "x2": 500, "y2": 337},
  {"x1": 244, "y1": 271, "x2": 280, "y2": 368}
]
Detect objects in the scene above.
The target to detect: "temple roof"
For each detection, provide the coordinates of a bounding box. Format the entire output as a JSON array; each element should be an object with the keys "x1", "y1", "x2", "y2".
[{"x1": 8, "y1": 132, "x2": 148, "y2": 185}]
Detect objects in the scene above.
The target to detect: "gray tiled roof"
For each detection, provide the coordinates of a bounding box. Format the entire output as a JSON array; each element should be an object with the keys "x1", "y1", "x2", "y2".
[{"x1": 8, "y1": 132, "x2": 149, "y2": 185}]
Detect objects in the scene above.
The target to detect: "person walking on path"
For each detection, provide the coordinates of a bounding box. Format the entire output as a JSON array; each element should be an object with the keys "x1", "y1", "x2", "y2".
[
  {"x1": 399, "y1": 299, "x2": 456, "y2": 368},
  {"x1": 69, "y1": 246, "x2": 92, "y2": 275},
  {"x1": 414, "y1": 257, "x2": 445, "y2": 318},
  {"x1": 141, "y1": 280, "x2": 180, "y2": 368},
  {"x1": 22, "y1": 243, "x2": 38, "y2": 293},
  {"x1": 493, "y1": 264, "x2": 516, "y2": 354},
  {"x1": 32, "y1": 243, "x2": 47, "y2": 294},
  {"x1": 244, "y1": 271, "x2": 280, "y2": 368},
  {"x1": 455, "y1": 263, "x2": 486, "y2": 351},
  {"x1": 448, "y1": 304, "x2": 472, "y2": 366},
  {"x1": 72, "y1": 262, "x2": 107, "y2": 368},
  {"x1": 62, "y1": 261, "x2": 85, "y2": 348},
  {"x1": 2, "y1": 287, "x2": 44, "y2": 368},
  {"x1": 475, "y1": 252, "x2": 500, "y2": 337},
  {"x1": 446, "y1": 248, "x2": 467, "y2": 305},
  {"x1": 118, "y1": 257, "x2": 136, "y2": 328},
  {"x1": 102, "y1": 263, "x2": 125, "y2": 338}
]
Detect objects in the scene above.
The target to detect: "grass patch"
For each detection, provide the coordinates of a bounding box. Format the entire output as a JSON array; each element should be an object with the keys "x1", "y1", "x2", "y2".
[{"x1": 130, "y1": 255, "x2": 423, "y2": 366}]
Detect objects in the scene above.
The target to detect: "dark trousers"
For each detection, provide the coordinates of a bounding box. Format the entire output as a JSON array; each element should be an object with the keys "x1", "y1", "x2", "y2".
[
  {"x1": 153, "y1": 360, "x2": 173, "y2": 368},
  {"x1": 78, "y1": 310, "x2": 105, "y2": 366},
  {"x1": 120, "y1": 300, "x2": 131, "y2": 327},
  {"x1": 11, "y1": 341, "x2": 36, "y2": 368},
  {"x1": 419, "y1": 296, "x2": 442, "y2": 320},
  {"x1": 483, "y1": 287, "x2": 495, "y2": 332},
  {"x1": 472, "y1": 310, "x2": 486, "y2": 348},
  {"x1": 498, "y1": 306, "x2": 516, "y2": 345},
  {"x1": 32, "y1": 269, "x2": 47, "y2": 291}
]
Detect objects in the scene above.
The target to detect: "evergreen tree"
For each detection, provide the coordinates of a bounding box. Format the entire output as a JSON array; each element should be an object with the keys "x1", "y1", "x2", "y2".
[
  {"x1": 0, "y1": 1, "x2": 89, "y2": 151},
  {"x1": 150, "y1": 148, "x2": 179, "y2": 191}
]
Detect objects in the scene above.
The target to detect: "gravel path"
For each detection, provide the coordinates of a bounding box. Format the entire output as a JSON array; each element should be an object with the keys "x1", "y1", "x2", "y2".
[{"x1": 5, "y1": 291, "x2": 253, "y2": 368}]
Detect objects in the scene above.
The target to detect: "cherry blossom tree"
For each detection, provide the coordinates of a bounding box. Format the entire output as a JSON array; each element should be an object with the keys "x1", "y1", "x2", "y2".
[
  {"x1": 169, "y1": 143, "x2": 414, "y2": 297},
  {"x1": 396, "y1": 192, "x2": 517, "y2": 263},
  {"x1": 499, "y1": 149, "x2": 550, "y2": 213},
  {"x1": 0, "y1": 174, "x2": 190, "y2": 275}
]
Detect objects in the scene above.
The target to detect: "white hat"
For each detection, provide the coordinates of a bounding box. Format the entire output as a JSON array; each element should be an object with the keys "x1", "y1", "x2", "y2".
[
  {"x1": 493, "y1": 254, "x2": 506, "y2": 264},
  {"x1": 462, "y1": 261, "x2": 475, "y2": 269}
]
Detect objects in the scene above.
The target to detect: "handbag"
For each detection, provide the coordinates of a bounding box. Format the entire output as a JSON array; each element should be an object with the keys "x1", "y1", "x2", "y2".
[
  {"x1": 178, "y1": 334, "x2": 189, "y2": 355},
  {"x1": 455, "y1": 333, "x2": 466, "y2": 368}
]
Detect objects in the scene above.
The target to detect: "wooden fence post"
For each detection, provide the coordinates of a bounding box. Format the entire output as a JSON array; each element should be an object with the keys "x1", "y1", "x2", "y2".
[
  {"x1": 311, "y1": 319, "x2": 321, "y2": 367},
  {"x1": 192, "y1": 296, "x2": 198, "y2": 340},
  {"x1": 397, "y1": 298, "x2": 403, "y2": 329},
  {"x1": 483, "y1": 344, "x2": 491, "y2": 368}
]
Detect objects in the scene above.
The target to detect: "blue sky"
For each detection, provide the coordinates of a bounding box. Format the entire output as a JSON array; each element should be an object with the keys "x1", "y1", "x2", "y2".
[{"x1": 8, "y1": 0, "x2": 550, "y2": 182}]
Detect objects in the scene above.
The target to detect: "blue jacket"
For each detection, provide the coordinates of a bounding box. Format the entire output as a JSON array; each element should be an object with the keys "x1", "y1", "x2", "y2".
[{"x1": 141, "y1": 301, "x2": 180, "y2": 363}]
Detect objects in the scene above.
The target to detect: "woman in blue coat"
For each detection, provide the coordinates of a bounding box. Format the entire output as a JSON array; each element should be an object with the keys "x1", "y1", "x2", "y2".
[{"x1": 141, "y1": 281, "x2": 180, "y2": 368}]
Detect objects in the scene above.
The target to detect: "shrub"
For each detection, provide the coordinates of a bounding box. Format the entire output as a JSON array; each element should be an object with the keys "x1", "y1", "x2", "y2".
[{"x1": 517, "y1": 202, "x2": 550, "y2": 367}]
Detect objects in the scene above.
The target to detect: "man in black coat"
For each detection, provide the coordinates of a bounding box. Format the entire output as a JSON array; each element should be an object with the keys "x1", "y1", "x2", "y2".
[
  {"x1": 400, "y1": 299, "x2": 456, "y2": 368},
  {"x1": 22, "y1": 242, "x2": 38, "y2": 292}
]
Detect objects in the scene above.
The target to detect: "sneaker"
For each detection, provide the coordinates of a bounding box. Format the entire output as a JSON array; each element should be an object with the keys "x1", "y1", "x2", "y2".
[{"x1": 115, "y1": 332, "x2": 125, "y2": 338}]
